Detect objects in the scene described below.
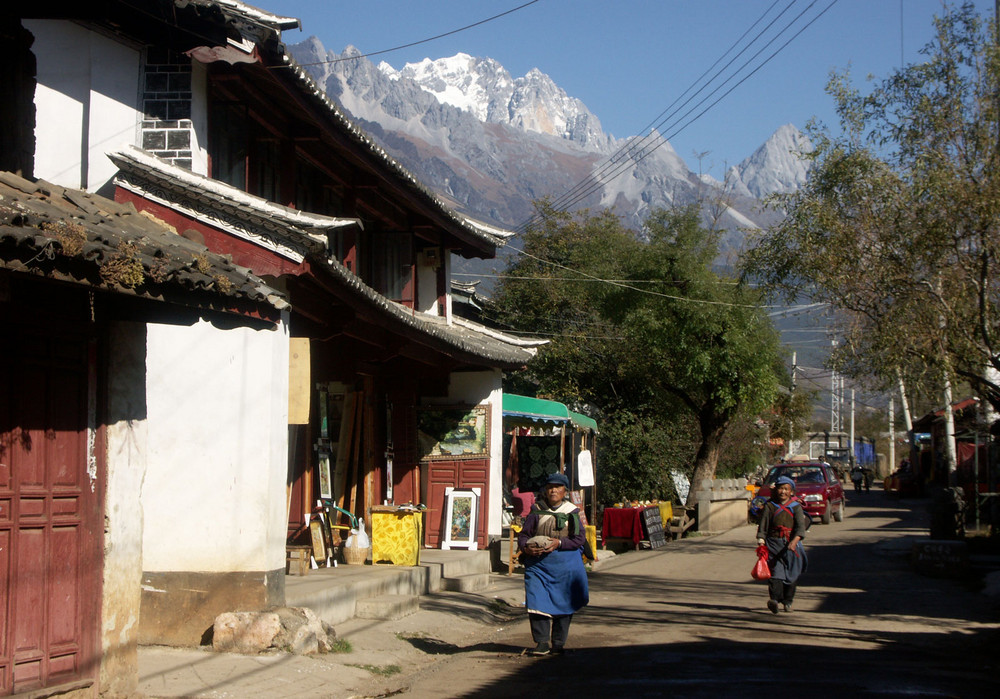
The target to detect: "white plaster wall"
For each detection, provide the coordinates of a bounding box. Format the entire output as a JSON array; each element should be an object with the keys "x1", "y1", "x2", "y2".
[
  {"x1": 427, "y1": 370, "x2": 503, "y2": 537},
  {"x1": 102, "y1": 321, "x2": 148, "y2": 695},
  {"x1": 26, "y1": 20, "x2": 140, "y2": 193},
  {"x1": 416, "y1": 257, "x2": 438, "y2": 315},
  {"x1": 190, "y1": 62, "x2": 210, "y2": 176},
  {"x1": 142, "y1": 315, "x2": 290, "y2": 573},
  {"x1": 444, "y1": 254, "x2": 453, "y2": 321}
]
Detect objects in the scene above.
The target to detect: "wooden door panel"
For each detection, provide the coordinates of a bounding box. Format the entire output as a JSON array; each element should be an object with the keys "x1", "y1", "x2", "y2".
[
  {"x1": 425, "y1": 459, "x2": 489, "y2": 548},
  {"x1": 13, "y1": 527, "x2": 44, "y2": 656},
  {"x1": 0, "y1": 529, "x2": 9, "y2": 655},
  {"x1": 49, "y1": 366, "x2": 87, "y2": 488},
  {"x1": 0, "y1": 327, "x2": 98, "y2": 696},
  {"x1": 49, "y1": 526, "x2": 81, "y2": 646},
  {"x1": 457, "y1": 462, "x2": 489, "y2": 550},
  {"x1": 425, "y1": 461, "x2": 459, "y2": 547}
]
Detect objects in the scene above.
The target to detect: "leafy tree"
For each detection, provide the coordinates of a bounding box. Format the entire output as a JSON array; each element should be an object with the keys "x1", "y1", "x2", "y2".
[
  {"x1": 743, "y1": 3, "x2": 1000, "y2": 419},
  {"x1": 493, "y1": 202, "x2": 782, "y2": 505},
  {"x1": 768, "y1": 385, "x2": 819, "y2": 446}
]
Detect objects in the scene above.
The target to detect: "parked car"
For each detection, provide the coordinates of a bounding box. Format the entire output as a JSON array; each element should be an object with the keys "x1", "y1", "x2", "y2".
[{"x1": 756, "y1": 462, "x2": 847, "y2": 524}]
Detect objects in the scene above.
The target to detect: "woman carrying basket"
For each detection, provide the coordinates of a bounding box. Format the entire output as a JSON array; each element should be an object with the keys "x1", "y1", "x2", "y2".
[
  {"x1": 755, "y1": 475, "x2": 808, "y2": 613},
  {"x1": 517, "y1": 472, "x2": 589, "y2": 655}
]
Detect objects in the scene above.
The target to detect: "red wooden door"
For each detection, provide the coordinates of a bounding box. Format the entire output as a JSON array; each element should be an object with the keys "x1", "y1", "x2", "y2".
[
  {"x1": 0, "y1": 328, "x2": 101, "y2": 696},
  {"x1": 425, "y1": 459, "x2": 489, "y2": 549}
]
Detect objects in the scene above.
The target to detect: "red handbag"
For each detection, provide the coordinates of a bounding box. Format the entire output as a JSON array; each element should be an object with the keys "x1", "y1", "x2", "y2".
[{"x1": 751, "y1": 544, "x2": 771, "y2": 580}]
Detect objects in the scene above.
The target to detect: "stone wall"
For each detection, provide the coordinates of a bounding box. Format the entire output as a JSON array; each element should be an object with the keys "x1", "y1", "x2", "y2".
[
  {"x1": 141, "y1": 48, "x2": 193, "y2": 170},
  {"x1": 695, "y1": 478, "x2": 751, "y2": 533}
]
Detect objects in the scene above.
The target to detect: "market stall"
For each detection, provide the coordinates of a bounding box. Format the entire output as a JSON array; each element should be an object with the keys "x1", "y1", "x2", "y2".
[{"x1": 501, "y1": 394, "x2": 600, "y2": 532}]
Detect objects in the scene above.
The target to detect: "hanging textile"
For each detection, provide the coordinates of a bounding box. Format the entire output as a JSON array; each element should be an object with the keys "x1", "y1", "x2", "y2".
[{"x1": 517, "y1": 436, "x2": 561, "y2": 494}]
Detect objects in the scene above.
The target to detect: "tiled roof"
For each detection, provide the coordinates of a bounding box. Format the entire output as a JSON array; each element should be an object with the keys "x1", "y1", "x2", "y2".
[
  {"x1": 174, "y1": 1, "x2": 513, "y2": 254},
  {"x1": 188, "y1": 0, "x2": 300, "y2": 31},
  {"x1": 268, "y1": 53, "x2": 515, "y2": 254},
  {"x1": 912, "y1": 397, "x2": 981, "y2": 430},
  {"x1": 0, "y1": 171, "x2": 287, "y2": 319},
  {"x1": 312, "y1": 255, "x2": 536, "y2": 369},
  {"x1": 105, "y1": 151, "x2": 532, "y2": 367},
  {"x1": 110, "y1": 146, "x2": 360, "y2": 263}
]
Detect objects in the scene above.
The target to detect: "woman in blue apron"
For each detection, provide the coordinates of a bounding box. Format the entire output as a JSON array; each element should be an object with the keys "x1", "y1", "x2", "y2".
[
  {"x1": 517, "y1": 472, "x2": 589, "y2": 655},
  {"x1": 755, "y1": 475, "x2": 808, "y2": 613}
]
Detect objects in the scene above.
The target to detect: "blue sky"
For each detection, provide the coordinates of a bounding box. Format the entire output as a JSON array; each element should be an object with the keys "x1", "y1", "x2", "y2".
[{"x1": 264, "y1": 0, "x2": 992, "y2": 179}]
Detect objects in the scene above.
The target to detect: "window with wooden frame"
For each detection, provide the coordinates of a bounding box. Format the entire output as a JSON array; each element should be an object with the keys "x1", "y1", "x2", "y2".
[
  {"x1": 208, "y1": 101, "x2": 249, "y2": 190},
  {"x1": 365, "y1": 231, "x2": 413, "y2": 305}
]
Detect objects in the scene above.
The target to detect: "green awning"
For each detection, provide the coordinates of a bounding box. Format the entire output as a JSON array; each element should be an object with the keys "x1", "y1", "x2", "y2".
[
  {"x1": 569, "y1": 410, "x2": 599, "y2": 433},
  {"x1": 502, "y1": 394, "x2": 598, "y2": 432},
  {"x1": 502, "y1": 394, "x2": 570, "y2": 425}
]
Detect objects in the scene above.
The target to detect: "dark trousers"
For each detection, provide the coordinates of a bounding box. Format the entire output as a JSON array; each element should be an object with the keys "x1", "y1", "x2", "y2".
[
  {"x1": 768, "y1": 578, "x2": 796, "y2": 604},
  {"x1": 529, "y1": 612, "x2": 572, "y2": 648}
]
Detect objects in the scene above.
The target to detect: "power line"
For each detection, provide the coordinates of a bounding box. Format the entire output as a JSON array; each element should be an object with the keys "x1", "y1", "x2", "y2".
[
  {"x1": 514, "y1": 0, "x2": 839, "y2": 234},
  {"x1": 768, "y1": 302, "x2": 830, "y2": 317},
  {"x1": 537, "y1": 0, "x2": 837, "y2": 223},
  {"x1": 530, "y1": 0, "x2": 794, "y2": 222},
  {"x1": 453, "y1": 272, "x2": 756, "y2": 285},
  {"x1": 502, "y1": 242, "x2": 777, "y2": 308},
  {"x1": 287, "y1": 1, "x2": 542, "y2": 68}
]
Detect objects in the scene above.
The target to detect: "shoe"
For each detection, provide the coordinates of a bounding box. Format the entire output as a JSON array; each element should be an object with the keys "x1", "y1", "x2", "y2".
[
  {"x1": 767, "y1": 600, "x2": 779, "y2": 615},
  {"x1": 529, "y1": 642, "x2": 550, "y2": 656},
  {"x1": 783, "y1": 603, "x2": 793, "y2": 613},
  {"x1": 549, "y1": 646, "x2": 565, "y2": 655}
]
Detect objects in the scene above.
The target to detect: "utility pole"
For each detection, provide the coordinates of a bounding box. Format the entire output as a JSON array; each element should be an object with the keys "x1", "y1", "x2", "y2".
[
  {"x1": 889, "y1": 397, "x2": 896, "y2": 477},
  {"x1": 830, "y1": 341, "x2": 842, "y2": 433},
  {"x1": 897, "y1": 369, "x2": 913, "y2": 433},
  {"x1": 789, "y1": 352, "x2": 800, "y2": 457},
  {"x1": 849, "y1": 389, "x2": 856, "y2": 467}
]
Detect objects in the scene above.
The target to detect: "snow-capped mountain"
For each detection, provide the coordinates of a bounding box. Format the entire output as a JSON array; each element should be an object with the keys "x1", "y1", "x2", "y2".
[
  {"x1": 380, "y1": 53, "x2": 611, "y2": 151},
  {"x1": 287, "y1": 38, "x2": 809, "y2": 264},
  {"x1": 728, "y1": 123, "x2": 813, "y2": 199}
]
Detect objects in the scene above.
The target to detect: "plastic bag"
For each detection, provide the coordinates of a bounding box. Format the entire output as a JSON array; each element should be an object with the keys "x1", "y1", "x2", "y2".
[
  {"x1": 751, "y1": 544, "x2": 771, "y2": 580},
  {"x1": 346, "y1": 519, "x2": 370, "y2": 549}
]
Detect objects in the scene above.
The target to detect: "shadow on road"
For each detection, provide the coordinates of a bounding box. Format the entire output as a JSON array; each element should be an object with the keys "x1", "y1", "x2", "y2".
[{"x1": 435, "y1": 633, "x2": 999, "y2": 697}]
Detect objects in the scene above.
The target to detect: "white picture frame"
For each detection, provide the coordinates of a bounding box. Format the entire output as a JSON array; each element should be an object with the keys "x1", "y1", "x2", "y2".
[{"x1": 441, "y1": 487, "x2": 480, "y2": 550}]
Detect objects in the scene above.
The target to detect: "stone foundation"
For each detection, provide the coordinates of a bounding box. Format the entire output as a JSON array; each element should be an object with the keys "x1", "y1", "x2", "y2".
[{"x1": 140, "y1": 569, "x2": 284, "y2": 646}]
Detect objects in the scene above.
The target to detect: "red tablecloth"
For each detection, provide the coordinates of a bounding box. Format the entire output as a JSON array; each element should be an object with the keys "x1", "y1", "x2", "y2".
[{"x1": 602, "y1": 507, "x2": 652, "y2": 545}]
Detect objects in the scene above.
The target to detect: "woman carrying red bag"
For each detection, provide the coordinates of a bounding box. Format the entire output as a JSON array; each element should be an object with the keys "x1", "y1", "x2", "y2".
[{"x1": 755, "y1": 475, "x2": 808, "y2": 614}]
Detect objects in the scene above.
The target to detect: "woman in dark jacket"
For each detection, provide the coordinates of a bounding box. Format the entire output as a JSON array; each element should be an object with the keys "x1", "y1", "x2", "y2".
[
  {"x1": 755, "y1": 475, "x2": 808, "y2": 613},
  {"x1": 517, "y1": 472, "x2": 589, "y2": 655}
]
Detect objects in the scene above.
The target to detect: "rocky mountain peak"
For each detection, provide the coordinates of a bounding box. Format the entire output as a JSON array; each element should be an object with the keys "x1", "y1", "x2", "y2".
[
  {"x1": 285, "y1": 36, "x2": 804, "y2": 262},
  {"x1": 376, "y1": 52, "x2": 609, "y2": 149},
  {"x1": 728, "y1": 123, "x2": 812, "y2": 199}
]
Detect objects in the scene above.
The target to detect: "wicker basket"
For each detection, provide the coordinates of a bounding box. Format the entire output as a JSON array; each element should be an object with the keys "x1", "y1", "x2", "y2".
[{"x1": 341, "y1": 545, "x2": 370, "y2": 565}]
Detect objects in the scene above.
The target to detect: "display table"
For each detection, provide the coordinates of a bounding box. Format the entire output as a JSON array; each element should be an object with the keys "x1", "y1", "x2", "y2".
[
  {"x1": 370, "y1": 506, "x2": 423, "y2": 566},
  {"x1": 601, "y1": 506, "x2": 656, "y2": 548}
]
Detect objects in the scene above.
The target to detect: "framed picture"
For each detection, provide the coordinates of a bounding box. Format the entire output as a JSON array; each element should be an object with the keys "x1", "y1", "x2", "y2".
[
  {"x1": 441, "y1": 487, "x2": 480, "y2": 550},
  {"x1": 417, "y1": 405, "x2": 489, "y2": 460},
  {"x1": 317, "y1": 451, "x2": 332, "y2": 499}
]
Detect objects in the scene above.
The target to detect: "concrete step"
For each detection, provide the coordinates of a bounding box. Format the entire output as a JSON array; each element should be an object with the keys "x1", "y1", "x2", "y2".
[
  {"x1": 440, "y1": 573, "x2": 491, "y2": 593},
  {"x1": 285, "y1": 565, "x2": 436, "y2": 626},
  {"x1": 354, "y1": 595, "x2": 420, "y2": 620},
  {"x1": 428, "y1": 550, "x2": 491, "y2": 578},
  {"x1": 284, "y1": 550, "x2": 487, "y2": 626}
]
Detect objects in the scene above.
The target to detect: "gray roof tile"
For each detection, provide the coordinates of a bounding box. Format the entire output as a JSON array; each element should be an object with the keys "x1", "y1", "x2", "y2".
[{"x1": 0, "y1": 171, "x2": 287, "y2": 318}]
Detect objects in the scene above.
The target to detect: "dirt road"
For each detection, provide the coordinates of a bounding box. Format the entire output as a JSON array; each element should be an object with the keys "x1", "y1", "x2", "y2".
[{"x1": 356, "y1": 489, "x2": 999, "y2": 698}]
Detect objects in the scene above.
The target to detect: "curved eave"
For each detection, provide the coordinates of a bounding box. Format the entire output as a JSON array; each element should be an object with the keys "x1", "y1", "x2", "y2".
[
  {"x1": 109, "y1": 147, "x2": 359, "y2": 253},
  {"x1": 273, "y1": 55, "x2": 505, "y2": 256},
  {"x1": 305, "y1": 254, "x2": 535, "y2": 370},
  {"x1": 198, "y1": 0, "x2": 301, "y2": 31}
]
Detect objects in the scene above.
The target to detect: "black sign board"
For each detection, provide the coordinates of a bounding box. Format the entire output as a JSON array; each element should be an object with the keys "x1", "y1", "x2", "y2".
[{"x1": 641, "y1": 507, "x2": 667, "y2": 549}]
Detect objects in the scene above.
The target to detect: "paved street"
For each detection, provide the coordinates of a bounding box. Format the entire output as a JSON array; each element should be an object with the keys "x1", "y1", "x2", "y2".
[{"x1": 140, "y1": 489, "x2": 1000, "y2": 698}]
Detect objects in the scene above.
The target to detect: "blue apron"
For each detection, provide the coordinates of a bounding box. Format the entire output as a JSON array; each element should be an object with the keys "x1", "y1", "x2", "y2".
[{"x1": 524, "y1": 548, "x2": 589, "y2": 616}]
